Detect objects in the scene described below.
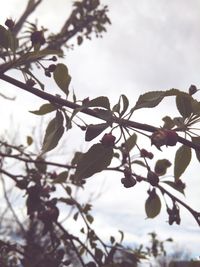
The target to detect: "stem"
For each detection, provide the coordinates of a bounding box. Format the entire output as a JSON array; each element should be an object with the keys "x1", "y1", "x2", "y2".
[{"x1": 1, "y1": 73, "x2": 200, "y2": 153}]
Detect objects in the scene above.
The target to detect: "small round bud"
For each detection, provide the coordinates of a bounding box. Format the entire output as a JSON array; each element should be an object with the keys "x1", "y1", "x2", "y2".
[
  {"x1": 5, "y1": 19, "x2": 15, "y2": 30},
  {"x1": 26, "y1": 78, "x2": 36, "y2": 87},
  {"x1": 101, "y1": 133, "x2": 116, "y2": 147},
  {"x1": 147, "y1": 171, "x2": 159, "y2": 186},
  {"x1": 48, "y1": 64, "x2": 56, "y2": 72},
  {"x1": 31, "y1": 30, "x2": 45, "y2": 46}
]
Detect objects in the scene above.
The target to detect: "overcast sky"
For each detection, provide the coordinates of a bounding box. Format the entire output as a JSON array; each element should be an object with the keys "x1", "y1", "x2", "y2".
[{"x1": 0, "y1": 0, "x2": 200, "y2": 258}]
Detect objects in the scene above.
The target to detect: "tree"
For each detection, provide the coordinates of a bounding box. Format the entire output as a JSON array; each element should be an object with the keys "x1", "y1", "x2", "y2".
[{"x1": 0, "y1": 0, "x2": 200, "y2": 266}]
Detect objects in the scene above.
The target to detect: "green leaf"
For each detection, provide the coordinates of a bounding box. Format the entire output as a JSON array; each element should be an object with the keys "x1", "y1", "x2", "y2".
[
  {"x1": 112, "y1": 94, "x2": 129, "y2": 117},
  {"x1": 30, "y1": 103, "x2": 56, "y2": 115},
  {"x1": 176, "y1": 94, "x2": 192, "y2": 118},
  {"x1": 145, "y1": 192, "x2": 161, "y2": 218},
  {"x1": 120, "y1": 94, "x2": 129, "y2": 117},
  {"x1": 53, "y1": 171, "x2": 68, "y2": 183},
  {"x1": 154, "y1": 159, "x2": 171, "y2": 176},
  {"x1": 88, "y1": 96, "x2": 110, "y2": 110},
  {"x1": 86, "y1": 214, "x2": 94, "y2": 224},
  {"x1": 124, "y1": 133, "x2": 137, "y2": 152},
  {"x1": 132, "y1": 160, "x2": 146, "y2": 167},
  {"x1": 174, "y1": 145, "x2": 191, "y2": 181},
  {"x1": 162, "y1": 116, "x2": 175, "y2": 129},
  {"x1": 132, "y1": 91, "x2": 166, "y2": 111},
  {"x1": 74, "y1": 143, "x2": 113, "y2": 180},
  {"x1": 85, "y1": 123, "x2": 108, "y2": 141},
  {"x1": 163, "y1": 181, "x2": 185, "y2": 195},
  {"x1": 27, "y1": 136, "x2": 33, "y2": 146},
  {"x1": 41, "y1": 111, "x2": 64, "y2": 154},
  {"x1": 53, "y1": 63, "x2": 71, "y2": 95},
  {"x1": 0, "y1": 25, "x2": 10, "y2": 49},
  {"x1": 191, "y1": 137, "x2": 200, "y2": 162}
]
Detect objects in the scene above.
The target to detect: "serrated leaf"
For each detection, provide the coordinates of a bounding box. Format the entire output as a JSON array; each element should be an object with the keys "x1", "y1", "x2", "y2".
[
  {"x1": 191, "y1": 137, "x2": 200, "y2": 162},
  {"x1": 41, "y1": 111, "x2": 64, "y2": 154},
  {"x1": 145, "y1": 192, "x2": 161, "y2": 218},
  {"x1": 163, "y1": 181, "x2": 185, "y2": 195},
  {"x1": 85, "y1": 123, "x2": 108, "y2": 141},
  {"x1": 176, "y1": 94, "x2": 192, "y2": 118},
  {"x1": 174, "y1": 145, "x2": 191, "y2": 181},
  {"x1": 124, "y1": 133, "x2": 137, "y2": 152},
  {"x1": 132, "y1": 91, "x2": 165, "y2": 111},
  {"x1": 27, "y1": 136, "x2": 33, "y2": 146},
  {"x1": 88, "y1": 96, "x2": 110, "y2": 110},
  {"x1": 30, "y1": 103, "x2": 56, "y2": 115},
  {"x1": 53, "y1": 171, "x2": 68, "y2": 183},
  {"x1": 53, "y1": 63, "x2": 71, "y2": 95},
  {"x1": 74, "y1": 143, "x2": 113, "y2": 180}
]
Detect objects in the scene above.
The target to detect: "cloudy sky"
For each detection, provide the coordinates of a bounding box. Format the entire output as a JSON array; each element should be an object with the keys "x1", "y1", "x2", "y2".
[{"x1": 1, "y1": 0, "x2": 200, "y2": 258}]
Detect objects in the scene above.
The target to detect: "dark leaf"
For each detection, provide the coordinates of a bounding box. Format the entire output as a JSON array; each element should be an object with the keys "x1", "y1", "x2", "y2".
[
  {"x1": 88, "y1": 96, "x2": 110, "y2": 110},
  {"x1": 145, "y1": 192, "x2": 161, "y2": 218},
  {"x1": 53, "y1": 63, "x2": 71, "y2": 95},
  {"x1": 154, "y1": 159, "x2": 171, "y2": 176},
  {"x1": 86, "y1": 214, "x2": 94, "y2": 224},
  {"x1": 27, "y1": 136, "x2": 33, "y2": 146},
  {"x1": 124, "y1": 133, "x2": 137, "y2": 152},
  {"x1": 53, "y1": 171, "x2": 68, "y2": 183},
  {"x1": 0, "y1": 25, "x2": 9, "y2": 49},
  {"x1": 85, "y1": 123, "x2": 108, "y2": 141},
  {"x1": 41, "y1": 111, "x2": 64, "y2": 154},
  {"x1": 163, "y1": 181, "x2": 185, "y2": 195},
  {"x1": 30, "y1": 103, "x2": 56, "y2": 115},
  {"x1": 74, "y1": 143, "x2": 113, "y2": 180},
  {"x1": 174, "y1": 145, "x2": 191, "y2": 181},
  {"x1": 132, "y1": 91, "x2": 166, "y2": 111},
  {"x1": 35, "y1": 157, "x2": 47, "y2": 174},
  {"x1": 176, "y1": 94, "x2": 192, "y2": 118},
  {"x1": 191, "y1": 137, "x2": 200, "y2": 162}
]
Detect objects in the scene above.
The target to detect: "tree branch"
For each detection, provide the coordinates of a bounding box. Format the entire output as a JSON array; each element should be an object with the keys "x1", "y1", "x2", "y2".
[{"x1": 1, "y1": 73, "x2": 200, "y2": 153}]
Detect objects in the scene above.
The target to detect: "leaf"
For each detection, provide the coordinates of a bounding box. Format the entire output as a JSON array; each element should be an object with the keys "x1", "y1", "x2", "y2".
[
  {"x1": 86, "y1": 214, "x2": 94, "y2": 224},
  {"x1": 145, "y1": 192, "x2": 161, "y2": 218},
  {"x1": 132, "y1": 160, "x2": 146, "y2": 167},
  {"x1": 162, "y1": 116, "x2": 175, "y2": 129},
  {"x1": 53, "y1": 171, "x2": 68, "y2": 183},
  {"x1": 132, "y1": 91, "x2": 166, "y2": 111},
  {"x1": 0, "y1": 25, "x2": 10, "y2": 49},
  {"x1": 59, "y1": 197, "x2": 76, "y2": 205},
  {"x1": 191, "y1": 137, "x2": 200, "y2": 162},
  {"x1": 74, "y1": 143, "x2": 113, "y2": 180},
  {"x1": 163, "y1": 181, "x2": 185, "y2": 195},
  {"x1": 124, "y1": 133, "x2": 137, "y2": 152},
  {"x1": 85, "y1": 123, "x2": 108, "y2": 141},
  {"x1": 35, "y1": 156, "x2": 47, "y2": 174},
  {"x1": 120, "y1": 94, "x2": 129, "y2": 117},
  {"x1": 176, "y1": 94, "x2": 192, "y2": 118},
  {"x1": 88, "y1": 96, "x2": 110, "y2": 110},
  {"x1": 112, "y1": 94, "x2": 129, "y2": 117},
  {"x1": 27, "y1": 136, "x2": 33, "y2": 146},
  {"x1": 118, "y1": 230, "x2": 124, "y2": 243},
  {"x1": 41, "y1": 111, "x2": 64, "y2": 154},
  {"x1": 30, "y1": 103, "x2": 56, "y2": 115},
  {"x1": 53, "y1": 63, "x2": 71, "y2": 95},
  {"x1": 154, "y1": 159, "x2": 171, "y2": 176},
  {"x1": 174, "y1": 145, "x2": 191, "y2": 181}
]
